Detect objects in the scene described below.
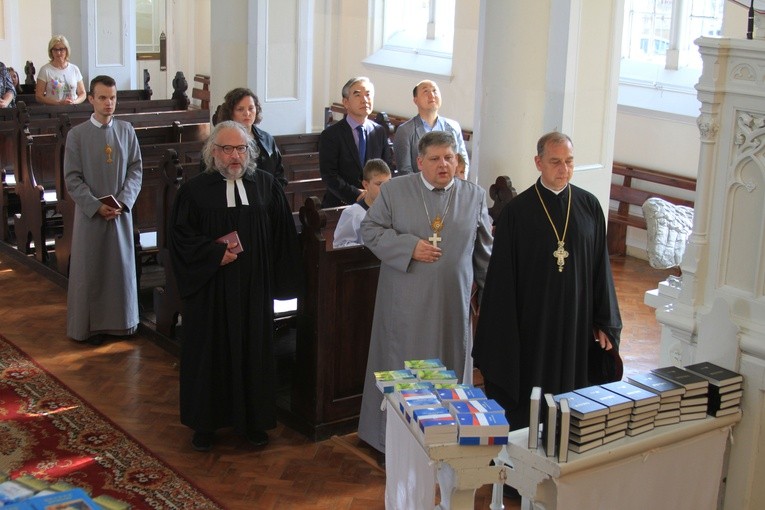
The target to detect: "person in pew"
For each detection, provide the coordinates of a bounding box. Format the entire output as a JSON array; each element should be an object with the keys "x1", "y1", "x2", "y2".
[
  {"x1": 7, "y1": 67, "x2": 21, "y2": 95},
  {"x1": 168, "y1": 121, "x2": 301, "y2": 452},
  {"x1": 64, "y1": 75, "x2": 143, "y2": 346},
  {"x1": 358, "y1": 131, "x2": 493, "y2": 457},
  {"x1": 393, "y1": 80, "x2": 469, "y2": 176},
  {"x1": 216, "y1": 87, "x2": 288, "y2": 188},
  {"x1": 455, "y1": 153, "x2": 467, "y2": 180},
  {"x1": 0, "y1": 62, "x2": 16, "y2": 107},
  {"x1": 472, "y1": 131, "x2": 622, "y2": 431},
  {"x1": 332, "y1": 158, "x2": 391, "y2": 248},
  {"x1": 319, "y1": 76, "x2": 393, "y2": 208},
  {"x1": 35, "y1": 35, "x2": 87, "y2": 105}
]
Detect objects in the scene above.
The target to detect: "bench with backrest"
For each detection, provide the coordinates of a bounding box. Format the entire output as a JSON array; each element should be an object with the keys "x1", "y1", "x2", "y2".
[
  {"x1": 0, "y1": 108, "x2": 20, "y2": 242},
  {"x1": 607, "y1": 163, "x2": 696, "y2": 256}
]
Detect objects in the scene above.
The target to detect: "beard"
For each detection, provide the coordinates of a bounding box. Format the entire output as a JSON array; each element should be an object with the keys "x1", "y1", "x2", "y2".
[{"x1": 216, "y1": 160, "x2": 248, "y2": 180}]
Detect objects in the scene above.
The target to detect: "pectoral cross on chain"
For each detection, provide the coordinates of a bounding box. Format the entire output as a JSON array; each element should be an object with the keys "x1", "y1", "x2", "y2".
[
  {"x1": 428, "y1": 232, "x2": 442, "y2": 248},
  {"x1": 553, "y1": 241, "x2": 569, "y2": 272}
]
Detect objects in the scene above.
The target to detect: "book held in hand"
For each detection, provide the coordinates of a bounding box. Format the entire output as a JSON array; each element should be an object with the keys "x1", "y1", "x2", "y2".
[
  {"x1": 98, "y1": 194, "x2": 121, "y2": 209},
  {"x1": 216, "y1": 230, "x2": 244, "y2": 254}
]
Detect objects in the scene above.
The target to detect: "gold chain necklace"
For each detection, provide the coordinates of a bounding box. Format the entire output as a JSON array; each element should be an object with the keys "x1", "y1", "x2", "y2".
[
  {"x1": 419, "y1": 183, "x2": 455, "y2": 248},
  {"x1": 534, "y1": 182, "x2": 572, "y2": 272}
]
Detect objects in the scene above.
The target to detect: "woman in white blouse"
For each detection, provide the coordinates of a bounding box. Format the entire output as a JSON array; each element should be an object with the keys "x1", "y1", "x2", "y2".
[{"x1": 35, "y1": 35, "x2": 87, "y2": 105}]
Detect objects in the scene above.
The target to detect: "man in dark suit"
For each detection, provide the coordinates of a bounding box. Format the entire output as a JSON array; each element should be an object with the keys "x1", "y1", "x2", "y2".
[{"x1": 319, "y1": 77, "x2": 393, "y2": 207}]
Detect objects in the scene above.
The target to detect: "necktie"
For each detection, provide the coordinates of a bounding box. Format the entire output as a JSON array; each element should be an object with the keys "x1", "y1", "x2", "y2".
[{"x1": 356, "y1": 125, "x2": 367, "y2": 165}]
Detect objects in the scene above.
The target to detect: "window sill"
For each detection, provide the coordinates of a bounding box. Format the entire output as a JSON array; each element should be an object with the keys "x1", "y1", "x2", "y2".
[{"x1": 363, "y1": 48, "x2": 453, "y2": 79}]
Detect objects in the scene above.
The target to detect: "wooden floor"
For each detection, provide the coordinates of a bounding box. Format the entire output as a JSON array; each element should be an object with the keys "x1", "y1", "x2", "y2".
[{"x1": 0, "y1": 247, "x2": 673, "y2": 509}]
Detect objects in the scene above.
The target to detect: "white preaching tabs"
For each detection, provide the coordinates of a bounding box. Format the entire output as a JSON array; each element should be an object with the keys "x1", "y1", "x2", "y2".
[{"x1": 225, "y1": 179, "x2": 249, "y2": 207}]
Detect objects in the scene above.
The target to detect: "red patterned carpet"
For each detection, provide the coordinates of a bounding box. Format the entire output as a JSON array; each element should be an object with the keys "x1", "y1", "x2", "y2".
[{"x1": 0, "y1": 334, "x2": 224, "y2": 509}]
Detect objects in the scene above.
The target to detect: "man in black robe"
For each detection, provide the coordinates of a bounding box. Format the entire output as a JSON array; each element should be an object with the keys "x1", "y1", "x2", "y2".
[
  {"x1": 169, "y1": 121, "x2": 300, "y2": 451},
  {"x1": 472, "y1": 131, "x2": 622, "y2": 430}
]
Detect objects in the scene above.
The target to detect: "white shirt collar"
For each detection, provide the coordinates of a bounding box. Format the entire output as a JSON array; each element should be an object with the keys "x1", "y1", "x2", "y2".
[
  {"x1": 419, "y1": 172, "x2": 455, "y2": 191},
  {"x1": 539, "y1": 179, "x2": 568, "y2": 195},
  {"x1": 90, "y1": 115, "x2": 113, "y2": 129}
]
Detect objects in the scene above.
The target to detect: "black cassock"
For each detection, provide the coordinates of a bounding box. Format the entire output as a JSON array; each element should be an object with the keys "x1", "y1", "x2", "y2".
[
  {"x1": 473, "y1": 180, "x2": 622, "y2": 429},
  {"x1": 169, "y1": 169, "x2": 300, "y2": 434}
]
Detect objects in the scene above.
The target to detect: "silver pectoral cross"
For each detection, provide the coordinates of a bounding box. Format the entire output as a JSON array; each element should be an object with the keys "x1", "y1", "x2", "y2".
[
  {"x1": 428, "y1": 231, "x2": 442, "y2": 248},
  {"x1": 553, "y1": 241, "x2": 569, "y2": 272}
]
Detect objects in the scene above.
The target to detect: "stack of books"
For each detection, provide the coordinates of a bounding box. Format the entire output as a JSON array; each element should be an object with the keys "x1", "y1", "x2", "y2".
[
  {"x1": 417, "y1": 369, "x2": 459, "y2": 386},
  {"x1": 652, "y1": 365, "x2": 710, "y2": 422},
  {"x1": 601, "y1": 380, "x2": 661, "y2": 436},
  {"x1": 435, "y1": 386, "x2": 486, "y2": 403},
  {"x1": 395, "y1": 388, "x2": 441, "y2": 423},
  {"x1": 627, "y1": 372, "x2": 685, "y2": 427},
  {"x1": 448, "y1": 398, "x2": 504, "y2": 416},
  {"x1": 453, "y1": 410, "x2": 509, "y2": 445},
  {"x1": 685, "y1": 362, "x2": 744, "y2": 417},
  {"x1": 374, "y1": 369, "x2": 417, "y2": 393},
  {"x1": 553, "y1": 391, "x2": 609, "y2": 454},
  {"x1": 411, "y1": 406, "x2": 458, "y2": 445},
  {"x1": 574, "y1": 385, "x2": 634, "y2": 444}
]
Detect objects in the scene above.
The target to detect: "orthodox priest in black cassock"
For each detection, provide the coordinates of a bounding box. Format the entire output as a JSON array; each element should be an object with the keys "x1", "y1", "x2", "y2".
[
  {"x1": 168, "y1": 121, "x2": 300, "y2": 447},
  {"x1": 472, "y1": 132, "x2": 622, "y2": 430}
]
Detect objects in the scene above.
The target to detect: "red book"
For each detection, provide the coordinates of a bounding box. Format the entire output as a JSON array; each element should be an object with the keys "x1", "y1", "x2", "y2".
[
  {"x1": 98, "y1": 194, "x2": 121, "y2": 209},
  {"x1": 216, "y1": 230, "x2": 243, "y2": 254}
]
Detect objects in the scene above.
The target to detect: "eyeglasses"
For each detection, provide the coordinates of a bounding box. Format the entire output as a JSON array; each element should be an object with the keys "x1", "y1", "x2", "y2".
[
  {"x1": 51, "y1": 47, "x2": 67, "y2": 53},
  {"x1": 214, "y1": 144, "x2": 248, "y2": 155}
]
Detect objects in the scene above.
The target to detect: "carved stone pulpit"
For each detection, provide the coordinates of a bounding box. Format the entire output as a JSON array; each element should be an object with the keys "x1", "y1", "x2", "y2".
[{"x1": 651, "y1": 37, "x2": 765, "y2": 509}]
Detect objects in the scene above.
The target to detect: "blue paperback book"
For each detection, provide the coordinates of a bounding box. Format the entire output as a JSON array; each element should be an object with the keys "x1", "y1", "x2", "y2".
[
  {"x1": 27, "y1": 488, "x2": 100, "y2": 509},
  {"x1": 456, "y1": 412, "x2": 509, "y2": 444},
  {"x1": 448, "y1": 399, "x2": 504, "y2": 415}
]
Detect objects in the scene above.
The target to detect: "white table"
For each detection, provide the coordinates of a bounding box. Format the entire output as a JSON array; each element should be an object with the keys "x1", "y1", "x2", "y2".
[
  {"x1": 384, "y1": 399, "x2": 505, "y2": 510},
  {"x1": 497, "y1": 412, "x2": 741, "y2": 510}
]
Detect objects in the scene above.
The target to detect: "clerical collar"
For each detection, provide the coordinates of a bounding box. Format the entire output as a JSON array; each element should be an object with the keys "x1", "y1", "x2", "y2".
[
  {"x1": 538, "y1": 178, "x2": 568, "y2": 196},
  {"x1": 420, "y1": 172, "x2": 455, "y2": 191},
  {"x1": 90, "y1": 115, "x2": 113, "y2": 129}
]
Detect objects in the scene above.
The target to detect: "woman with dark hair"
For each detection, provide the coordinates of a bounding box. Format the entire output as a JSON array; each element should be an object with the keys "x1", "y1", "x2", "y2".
[{"x1": 217, "y1": 87, "x2": 287, "y2": 187}]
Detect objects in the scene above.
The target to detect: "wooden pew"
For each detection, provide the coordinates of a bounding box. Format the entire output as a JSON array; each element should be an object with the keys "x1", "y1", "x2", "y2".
[
  {"x1": 282, "y1": 151, "x2": 324, "y2": 213},
  {"x1": 13, "y1": 115, "x2": 64, "y2": 262},
  {"x1": 608, "y1": 163, "x2": 696, "y2": 256},
  {"x1": 274, "y1": 133, "x2": 321, "y2": 154},
  {"x1": 192, "y1": 74, "x2": 210, "y2": 110},
  {"x1": 282, "y1": 196, "x2": 379, "y2": 440},
  {"x1": 0, "y1": 108, "x2": 20, "y2": 242}
]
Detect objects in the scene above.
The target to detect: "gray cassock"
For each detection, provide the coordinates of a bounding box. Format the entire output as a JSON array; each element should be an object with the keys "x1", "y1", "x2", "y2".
[
  {"x1": 64, "y1": 118, "x2": 143, "y2": 340},
  {"x1": 357, "y1": 173, "x2": 493, "y2": 452}
]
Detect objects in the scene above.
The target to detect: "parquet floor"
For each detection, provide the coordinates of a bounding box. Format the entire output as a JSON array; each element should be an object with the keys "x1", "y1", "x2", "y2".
[{"x1": 0, "y1": 247, "x2": 673, "y2": 509}]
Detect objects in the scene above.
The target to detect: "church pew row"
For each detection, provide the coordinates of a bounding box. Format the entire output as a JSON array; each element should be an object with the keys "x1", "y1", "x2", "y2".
[{"x1": 10, "y1": 110, "x2": 209, "y2": 271}]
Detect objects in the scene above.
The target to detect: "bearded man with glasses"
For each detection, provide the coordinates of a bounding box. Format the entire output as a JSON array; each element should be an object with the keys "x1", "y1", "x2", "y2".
[{"x1": 168, "y1": 121, "x2": 302, "y2": 452}]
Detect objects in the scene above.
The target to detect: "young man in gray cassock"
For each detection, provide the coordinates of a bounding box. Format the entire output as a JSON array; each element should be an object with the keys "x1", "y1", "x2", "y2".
[
  {"x1": 64, "y1": 75, "x2": 142, "y2": 345},
  {"x1": 358, "y1": 131, "x2": 493, "y2": 455}
]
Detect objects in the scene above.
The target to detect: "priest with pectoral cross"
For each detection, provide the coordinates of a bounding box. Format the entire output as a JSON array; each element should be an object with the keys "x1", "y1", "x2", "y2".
[
  {"x1": 357, "y1": 131, "x2": 493, "y2": 456},
  {"x1": 473, "y1": 131, "x2": 622, "y2": 432}
]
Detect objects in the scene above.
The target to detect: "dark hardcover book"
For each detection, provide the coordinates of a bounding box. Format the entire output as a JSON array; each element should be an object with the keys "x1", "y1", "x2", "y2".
[
  {"x1": 602, "y1": 430, "x2": 626, "y2": 445},
  {"x1": 557, "y1": 397, "x2": 571, "y2": 463},
  {"x1": 626, "y1": 372, "x2": 685, "y2": 399},
  {"x1": 711, "y1": 407, "x2": 741, "y2": 418},
  {"x1": 574, "y1": 385, "x2": 634, "y2": 413},
  {"x1": 709, "y1": 387, "x2": 743, "y2": 402},
  {"x1": 684, "y1": 362, "x2": 743, "y2": 387},
  {"x1": 554, "y1": 391, "x2": 609, "y2": 420},
  {"x1": 216, "y1": 230, "x2": 244, "y2": 254},
  {"x1": 626, "y1": 422, "x2": 655, "y2": 436},
  {"x1": 541, "y1": 393, "x2": 558, "y2": 457},
  {"x1": 528, "y1": 386, "x2": 542, "y2": 449},
  {"x1": 570, "y1": 421, "x2": 607, "y2": 436},
  {"x1": 652, "y1": 365, "x2": 709, "y2": 391},
  {"x1": 654, "y1": 415, "x2": 681, "y2": 427},
  {"x1": 568, "y1": 438, "x2": 603, "y2": 454},
  {"x1": 570, "y1": 414, "x2": 607, "y2": 428},
  {"x1": 569, "y1": 429, "x2": 606, "y2": 444},
  {"x1": 98, "y1": 194, "x2": 121, "y2": 209},
  {"x1": 601, "y1": 381, "x2": 660, "y2": 407},
  {"x1": 680, "y1": 411, "x2": 708, "y2": 422},
  {"x1": 628, "y1": 414, "x2": 656, "y2": 429}
]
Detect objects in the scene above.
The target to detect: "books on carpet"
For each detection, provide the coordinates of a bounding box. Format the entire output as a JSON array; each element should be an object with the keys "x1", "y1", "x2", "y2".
[{"x1": 374, "y1": 369, "x2": 417, "y2": 393}]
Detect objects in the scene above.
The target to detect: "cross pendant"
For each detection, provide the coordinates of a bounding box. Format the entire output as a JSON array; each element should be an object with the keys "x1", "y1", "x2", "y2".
[
  {"x1": 428, "y1": 231, "x2": 442, "y2": 248},
  {"x1": 553, "y1": 241, "x2": 569, "y2": 272}
]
